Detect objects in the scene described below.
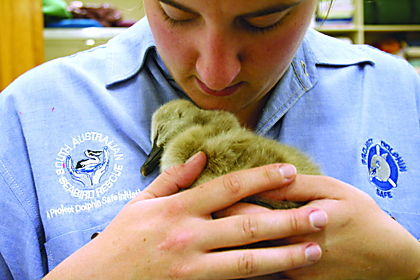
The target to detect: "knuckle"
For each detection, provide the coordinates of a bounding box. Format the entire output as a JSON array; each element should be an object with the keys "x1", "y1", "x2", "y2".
[
  {"x1": 160, "y1": 164, "x2": 189, "y2": 191},
  {"x1": 261, "y1": 164, "x2": 280, "y2": 185},
  {"x1": 283, "y1": 248, "x2": 297, "y2": 269},
  {"x1": 222, "y1": 173, "x2": 242, "y2": 196},
  {"x1": 238, "y1": 251, "x2": 258, "y2": 276},
  {"x1": 240, "y1": 216, "x2": 259, "y2": 239},
  {"x1": 286, "y1": 210, "x2": 300, "y2": 234},
  {"x1": 162, "y1": 164, "x2": 183, "y2": 179}
]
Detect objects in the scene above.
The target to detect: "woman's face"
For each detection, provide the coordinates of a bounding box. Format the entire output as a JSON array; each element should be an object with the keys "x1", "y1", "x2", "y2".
[{"x1": 144, "y1": 0, "x2": 317, "y2": 126}]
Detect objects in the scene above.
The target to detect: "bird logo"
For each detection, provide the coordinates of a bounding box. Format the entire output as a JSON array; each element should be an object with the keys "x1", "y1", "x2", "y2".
[
  {"x1": 66, "y1": 146, "x2": 110, "y2": 188},
  {"x1": 367, "y1": 144, "x2": 398, "y2": 192}
]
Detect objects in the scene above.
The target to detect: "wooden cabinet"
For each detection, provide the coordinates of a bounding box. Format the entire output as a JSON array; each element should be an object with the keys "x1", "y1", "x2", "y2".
[{"x1": 0, "y1": 0, "x2": 44, "y2": 91}]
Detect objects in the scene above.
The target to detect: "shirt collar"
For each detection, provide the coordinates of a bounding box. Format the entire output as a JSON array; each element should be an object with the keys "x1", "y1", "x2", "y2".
[
  {"x1": 254, "y1": 40, "x2": 318, "y2": 135},
  {"x1": 305, "y1": 28, "x2": 375, "y2": 66},
  {"x1": 255, "y1": 29, "x2": 375, "y2": 135},
  {"x1": 106, "y1": 18, "x2": 155, "y2": 87}
]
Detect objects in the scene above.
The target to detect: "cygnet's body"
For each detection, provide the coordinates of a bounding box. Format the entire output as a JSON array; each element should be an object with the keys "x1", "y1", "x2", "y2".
[{"x1": 141, "y1": 99, "x2": 322, "y2": 209}]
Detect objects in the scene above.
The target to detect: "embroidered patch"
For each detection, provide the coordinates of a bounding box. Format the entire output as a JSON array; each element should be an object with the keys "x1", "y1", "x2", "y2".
[
  {"x1": 361, "y1": 139, "x2": 407, "y2": 198},
  {"x1": 47, "y1": 132, "x2": 144, "y2": 220},
  {"x1": 55, "y1": 132, "x2": 125, "y2": 200}
]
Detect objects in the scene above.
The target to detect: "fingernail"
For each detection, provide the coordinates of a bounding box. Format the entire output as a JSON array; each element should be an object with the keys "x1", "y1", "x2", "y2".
[
  {"x1": 309, "y1": 210, "x2": 328, "y2": 229},
  {"x1": 279, "y1": 164, "x2": 297, "y2": 179},
  {"x1": 186, "y1": 152, "x2": 201, "y2": 164},
  {"x1": 305, "y1": 244, "x2": 322, "y2": 262}
]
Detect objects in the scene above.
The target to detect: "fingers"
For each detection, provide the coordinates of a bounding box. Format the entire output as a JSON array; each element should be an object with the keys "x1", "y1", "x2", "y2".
[
  {"x1": 182, "y1": 164, "x2": 297, "y2": 215},
  {"x1": 205, "y1": 207, "x2": 327, "y2": 250},
  {"x1": 213, "y1": 202, "x2": 272, "y2": 219},
  {"x1": 130, "y1": 152, "x2": 207, "y2": 203},
  {"x1": 200, "y1": 242, "x2": 322, "y2": 279},
  {"x1": 257, "y1": 174, "x2": 366, "y2": 204}
]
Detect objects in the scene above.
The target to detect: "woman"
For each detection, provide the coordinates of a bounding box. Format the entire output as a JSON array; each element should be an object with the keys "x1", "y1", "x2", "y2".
[{"x1": 1, "y1": 0, "x2": 419, "y2": 279}]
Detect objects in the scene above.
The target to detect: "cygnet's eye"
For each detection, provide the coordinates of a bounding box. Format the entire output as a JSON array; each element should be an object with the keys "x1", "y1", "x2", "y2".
[{"x1": 157, "y1": 124, "x2": 165, "y2": 134}]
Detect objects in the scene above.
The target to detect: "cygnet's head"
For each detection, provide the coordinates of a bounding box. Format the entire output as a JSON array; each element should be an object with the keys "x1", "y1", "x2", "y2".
[
  {"x1": 150, "y1": 99, "x2": 240, "y2": 149},
  {"x1": 141, "y1": 99, "x2": 240, "y2": 176},
  {"x1": 150, "y1": 99, "x2": 199, "y2": 148}
]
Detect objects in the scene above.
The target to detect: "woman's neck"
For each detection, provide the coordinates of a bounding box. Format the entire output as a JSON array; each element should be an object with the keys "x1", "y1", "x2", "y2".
[{"x1": 235, "y1": 93, "x2": 271, "y2": 130}]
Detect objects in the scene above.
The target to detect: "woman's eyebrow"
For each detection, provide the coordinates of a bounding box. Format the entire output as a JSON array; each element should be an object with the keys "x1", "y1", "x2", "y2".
[
  {"x1": 241, "y1": 1, "x2": 302, "y2": 18},
  {"x1": 158, "y1": 0, "x2": 198, "y2": 14}
]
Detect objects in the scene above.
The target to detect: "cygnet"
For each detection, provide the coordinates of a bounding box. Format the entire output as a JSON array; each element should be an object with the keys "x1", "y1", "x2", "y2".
[{"x1": 141, "y1": 99, "x2": 322, "y2": 209}]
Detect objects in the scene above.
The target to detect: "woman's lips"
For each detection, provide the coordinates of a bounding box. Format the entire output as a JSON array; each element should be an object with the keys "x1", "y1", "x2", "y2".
[{"x1": 196, "y1": 78, "x2": 242, "y2": 97}]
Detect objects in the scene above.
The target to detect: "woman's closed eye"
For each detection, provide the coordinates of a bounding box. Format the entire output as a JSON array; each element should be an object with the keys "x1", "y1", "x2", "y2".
[
  {"x1": 159, "y1": 2, "x2": 198, "y2": 26},
  {"x1": 241, "y1": 11, "x2": 290, "y2": 34},
  {"x1": 159, "y1": 1, "x2": 291, "y2": 34},
  {"x1": 244, "y1": 11, "x2": 287, "y2": 28}
]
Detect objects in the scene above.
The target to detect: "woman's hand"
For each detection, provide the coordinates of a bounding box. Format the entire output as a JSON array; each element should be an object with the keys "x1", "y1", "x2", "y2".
[
  {"x1": 229, "y1": 175, "x2": 420, "y2": 280},
  {"x1": 44, "y1": 153, "x2": 327, "y2": 280}
]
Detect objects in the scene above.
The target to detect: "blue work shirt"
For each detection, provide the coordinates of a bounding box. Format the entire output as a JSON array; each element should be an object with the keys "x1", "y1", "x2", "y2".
[{"x1": 1, "y1": 17, "x2": 419, "y2": 279}]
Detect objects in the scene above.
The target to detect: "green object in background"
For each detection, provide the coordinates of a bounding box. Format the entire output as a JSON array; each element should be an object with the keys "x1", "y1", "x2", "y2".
[
  {"x1": 43, "y1": 0, "x2": 72, "y2": 19},
  {"x1": 364, "y1": 0, "x2": 420, "y2": 24}
]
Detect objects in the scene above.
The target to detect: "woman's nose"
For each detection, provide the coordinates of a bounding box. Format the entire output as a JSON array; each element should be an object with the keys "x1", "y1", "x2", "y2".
[{"x1": 196, "y1": 31, "x2": 241, "y2": 90}]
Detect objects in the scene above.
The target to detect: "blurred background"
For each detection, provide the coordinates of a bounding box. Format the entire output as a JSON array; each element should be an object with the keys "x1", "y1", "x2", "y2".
[{"x1": 2, "y1": 0, "x2": 420, "y2": 91}]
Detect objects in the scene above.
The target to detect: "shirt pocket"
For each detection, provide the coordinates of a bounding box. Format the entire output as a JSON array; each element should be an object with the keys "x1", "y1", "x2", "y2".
[
  {"x1": 392, "y1": 211, "x2": 420, "y2": 240},
  {"x1": 44, "y1": 223, "x2": 108, "y2": 271}
]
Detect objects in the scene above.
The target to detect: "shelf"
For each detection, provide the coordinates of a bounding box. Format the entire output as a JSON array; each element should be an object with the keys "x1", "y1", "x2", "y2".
[
  {"x1": 44, "y1": 27, "x2": 128, "y2": 61},
  {"x1": 44, "y1": 27, "x2": 127, "y2": 40},
  {"x1": 316, "y1": 25, "x2": 359, "y2": 33},
  {"x1": 314, "y1": 0, "x2": 420, "y2": 44},
  {"x1": 364, "y1": 25, "x2": 420, "y2": 32}
]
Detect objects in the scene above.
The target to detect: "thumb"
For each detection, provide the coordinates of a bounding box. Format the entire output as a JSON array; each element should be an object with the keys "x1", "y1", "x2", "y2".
[{"x1": 130, "y1": 152, "x2": 207, "y2": 203}]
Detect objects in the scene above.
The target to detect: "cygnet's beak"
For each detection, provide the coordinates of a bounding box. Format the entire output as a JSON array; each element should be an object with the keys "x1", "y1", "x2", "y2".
[{"x1": 141, "y1": 140, "x2": 163, "y2": 176}]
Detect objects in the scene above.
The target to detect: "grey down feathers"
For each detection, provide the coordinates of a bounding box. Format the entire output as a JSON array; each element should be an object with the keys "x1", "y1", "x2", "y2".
[{"x1": 141, "y1": 99, "x2": 322, "y2": 209}]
